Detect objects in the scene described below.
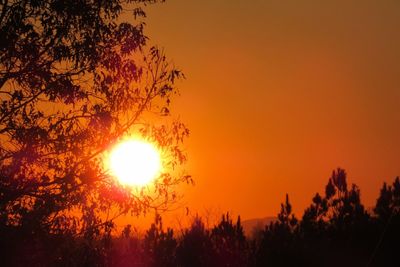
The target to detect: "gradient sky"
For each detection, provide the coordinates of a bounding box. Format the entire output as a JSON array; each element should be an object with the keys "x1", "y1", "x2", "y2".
[{"x1": 133, "y1": 0, "x2": 400, "y2": 220}]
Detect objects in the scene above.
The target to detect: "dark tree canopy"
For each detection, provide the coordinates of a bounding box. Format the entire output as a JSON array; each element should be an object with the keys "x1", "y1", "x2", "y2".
[
  {"x1": 132, "y1": 174, "x2": 400, "y2": 267},
  {"x1": 0, "y1": 0, "x2": 190, "y2": 238}
]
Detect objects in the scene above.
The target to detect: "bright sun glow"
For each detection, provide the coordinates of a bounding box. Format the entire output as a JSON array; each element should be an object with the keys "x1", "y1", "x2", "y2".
[{"x1": 109, "y1": 140, "x2": 161, "y2": 186}]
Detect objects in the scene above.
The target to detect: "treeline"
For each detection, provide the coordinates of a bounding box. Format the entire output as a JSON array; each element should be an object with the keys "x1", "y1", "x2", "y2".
[{"x1": 1, "y1": 168, "x2": 399, "y2": 266}]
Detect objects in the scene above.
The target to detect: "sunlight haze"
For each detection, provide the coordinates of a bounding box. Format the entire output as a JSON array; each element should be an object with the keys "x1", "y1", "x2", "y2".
[{"x1": 142, "y1": 0, "x2": 400, "y2": 219}]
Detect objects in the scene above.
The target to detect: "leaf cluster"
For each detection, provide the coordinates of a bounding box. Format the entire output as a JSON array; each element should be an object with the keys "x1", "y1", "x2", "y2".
[{"x1": 0, "y1": 0, "x2": 189, "y2": 239}]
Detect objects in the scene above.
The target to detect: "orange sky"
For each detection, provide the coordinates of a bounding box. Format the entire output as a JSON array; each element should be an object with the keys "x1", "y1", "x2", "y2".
[{"x1": 127, "y1": 0, "x2": 400, "y2": 222}]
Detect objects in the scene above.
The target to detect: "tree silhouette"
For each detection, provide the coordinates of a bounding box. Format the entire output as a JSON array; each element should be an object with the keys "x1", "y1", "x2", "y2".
[
  {"x1": 143, "y1": 215, "x2": 177, "y2": 267},
  {"x1": 302, "y1": 168, "x2": 369, "y2": 230},
  {"x1": 370, "y1": 176, "x2": 400, "y2": 266},
  {"x1": 300, "y1": 168, "x2": 373, "y2": 266},
  {"x1": 254, "y1": 194, "x2": 303, "y2": 267},
  {"x1": 176, "y1": 216, "x2": 215, "y2": 267},
  {"x1": 210, "y1": 213, "x2": 247, "y2": 267},
  {"x1": 0, "y1": 167, "x2": 390, "y2": 266},
  {"x1": 0, "y1": 0, "x2": 190, "y2": 263},
  {"x1": 375, "y1": 177, "x2": 400, "y2": 221}
]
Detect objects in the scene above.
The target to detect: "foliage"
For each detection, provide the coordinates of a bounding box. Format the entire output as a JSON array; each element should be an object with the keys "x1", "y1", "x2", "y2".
[
  {"x1": 210, "y1": 213, "x2": 247, "y2": 267},
  {"x1": 301, "y1": 168, "x2": 369, "y2": 234},
  {"x1": 374, "y1": 177, "x2": 400, "y2": 221},
  {"x1": 254, "y1": 194, "x2": 302, "y2": 266},
  {"x1": 176, "y1": 216, "x2": 215, "y2": 267},
  {"x1": 143, "y1": 215, "x2": 177, "y2": 267},
  {"x1": 0, "y1": 0, "x2": 190, "y2": 254},
  {"x1": 370, "y1": 176, "x2": 400, "y2": 266},
  {"x1": 1, "y1": 164, "x2": 399, "y2": 265}
]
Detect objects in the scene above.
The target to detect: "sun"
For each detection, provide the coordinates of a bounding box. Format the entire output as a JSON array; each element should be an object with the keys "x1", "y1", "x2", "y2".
[{"x1": 109, "y1": 139, "x2": 162, "y2": 186}]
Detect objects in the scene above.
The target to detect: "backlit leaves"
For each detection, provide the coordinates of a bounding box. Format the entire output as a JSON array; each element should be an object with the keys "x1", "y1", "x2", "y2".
[{"x1": 0, "y1": 0, "x2": 188, "y2": 237}]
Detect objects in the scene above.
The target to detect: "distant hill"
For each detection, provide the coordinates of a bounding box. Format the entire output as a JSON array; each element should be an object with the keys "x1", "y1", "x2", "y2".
[{"x1": 242, "y1": 217, "x2": 276, "y2": 237}]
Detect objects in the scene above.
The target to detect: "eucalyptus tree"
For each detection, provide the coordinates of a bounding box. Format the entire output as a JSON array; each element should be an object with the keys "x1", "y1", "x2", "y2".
[{"x1": 0, "y1": 0, "x2": 190, "y2": 238}]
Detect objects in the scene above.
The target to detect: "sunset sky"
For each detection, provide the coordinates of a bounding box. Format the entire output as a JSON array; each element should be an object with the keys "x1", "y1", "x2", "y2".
[{"x1": 133, "y1": 0, "x2": 400, "y2": 220}]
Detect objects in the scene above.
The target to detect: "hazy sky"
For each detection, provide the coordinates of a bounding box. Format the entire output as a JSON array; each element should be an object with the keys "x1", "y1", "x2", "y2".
[{"x1": 137, "y1": 0, "x2": 400, "y2": 219}]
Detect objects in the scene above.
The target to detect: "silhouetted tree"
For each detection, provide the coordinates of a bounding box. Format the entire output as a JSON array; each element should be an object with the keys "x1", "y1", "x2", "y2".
[
  {"x1": 375, "y1": 182, "x2": 393, "y2": 221},
  {"x1": 327, "y1": 169, "x2": 368, "y2": 228},
  {"x1": 106, "y1": 224, "x2": 144, "y2": 267},
  {"x1": 300, "y1": 168, "x2": 372, "y2": 266},
  {"x1": 176, "y1": 216, "x2": 215, "y2": 267},
  {"x1": 0, "y1": 0, "x2": 190, "y2": 264},
  {"x1": 369, "y1": 177, "x2": 400, "y2": 266},
  {"x1": 143, "y1": 216, "x2": 177, "y2": 267},
  {"x1": 210, "y1": 213, "x2": 247, "y2": 267},
  {"x1": 254, "y1": 194, "x2": 302, "y2": 267},
  {"x1": 375, "y1": 177, "x2": 400, "y2": 221},
  {"x1": 302, "y1": 169, "x2": 369, "y2": 231}
]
